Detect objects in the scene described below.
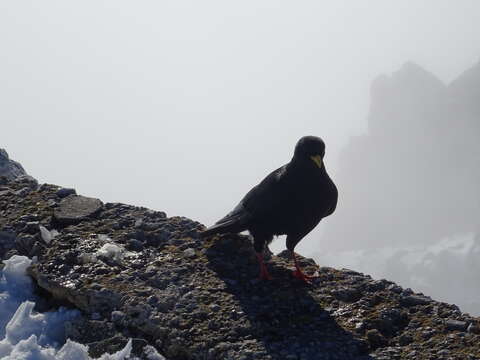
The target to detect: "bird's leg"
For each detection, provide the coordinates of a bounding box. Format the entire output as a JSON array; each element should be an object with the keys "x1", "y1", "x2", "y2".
[
  {"x1": 291, "y1": 251, "x2": 317, "y2": 283},
  {"x1": 256, "y1": 252, "x2": 272, "y2": 280}
]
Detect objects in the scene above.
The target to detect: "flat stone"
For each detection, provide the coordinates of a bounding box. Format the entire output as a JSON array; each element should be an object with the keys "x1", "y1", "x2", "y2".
[
  {"x1": 53, "y1": 195, "x2": 103, "y2": 225},
  {"x1": 445, "y1": 319, "x2": 468, "y2": 331},
  {"x1": 400, "y1": 295, "x2": 432, "y2": 307}
]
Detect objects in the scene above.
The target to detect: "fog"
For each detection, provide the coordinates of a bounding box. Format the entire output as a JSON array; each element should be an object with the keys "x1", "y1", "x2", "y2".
[{"x1": 1, "y1": 2, "x2": 480, "y2": 314}]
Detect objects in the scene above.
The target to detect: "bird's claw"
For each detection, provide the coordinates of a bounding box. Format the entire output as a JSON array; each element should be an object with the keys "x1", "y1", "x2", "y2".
[{"x1": 292, "y1": 269, "x2": 318, "y2": 283}]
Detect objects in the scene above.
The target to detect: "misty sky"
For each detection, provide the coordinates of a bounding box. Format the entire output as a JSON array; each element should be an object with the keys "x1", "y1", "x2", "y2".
[{"x1": 2, "y1": 1, "x2": 480, "y2": 256}]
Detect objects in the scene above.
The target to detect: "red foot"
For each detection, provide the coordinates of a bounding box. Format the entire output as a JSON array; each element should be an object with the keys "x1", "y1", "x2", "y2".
[
  {"x1": 292, "y1": 268, "x2": 317, "y2": 283},
  {"x1": 256, "y1": 253, "x2": 273, "y2": 280},
  {"x1": 291, "y1": 251, "x2": 318, "y2": 283}
]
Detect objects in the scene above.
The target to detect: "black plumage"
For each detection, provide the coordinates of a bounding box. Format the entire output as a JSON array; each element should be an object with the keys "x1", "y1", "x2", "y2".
[{"x1": 202, "y1": 136, "x2": 338, "y2": 281}]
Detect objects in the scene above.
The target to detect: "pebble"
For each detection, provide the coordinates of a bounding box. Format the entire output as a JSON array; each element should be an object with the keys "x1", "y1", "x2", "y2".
[
  {"x1": 209, "y1": 304, "x2": 221, "y2": 312},
  {"x1": 183, "y1": 248, "x2": 196, "y2": 258},
  {"x1": 127, "y1": 239, "x2": 144, "y2": 252},
  {"x1": 111, "y1": 311, "x2": 126, "y2": 323}
]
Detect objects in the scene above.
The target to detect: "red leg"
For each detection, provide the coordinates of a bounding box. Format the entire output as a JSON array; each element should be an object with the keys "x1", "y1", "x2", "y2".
[
  {"x1": 256, "y1": 253, "x2": 272, "y2": 280},
  {"x1": 291, "y1": 251, "x2": 317, "y2": 283}
]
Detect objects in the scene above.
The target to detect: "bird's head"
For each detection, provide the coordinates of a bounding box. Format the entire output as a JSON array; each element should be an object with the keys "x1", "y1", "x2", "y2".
[{"x1": 293, "y1": 136, "x2": 326, "y2": 168}]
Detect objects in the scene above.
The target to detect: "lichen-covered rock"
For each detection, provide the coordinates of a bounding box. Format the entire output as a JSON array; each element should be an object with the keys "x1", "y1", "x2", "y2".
[
  {"x1": 0, "y1": 178, "x2": 479, "y2": 359},
  {"x1": 53, "y1": 195, "x2": 103, "y2": 225}
]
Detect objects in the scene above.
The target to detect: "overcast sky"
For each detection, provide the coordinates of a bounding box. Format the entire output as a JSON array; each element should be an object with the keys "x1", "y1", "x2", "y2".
[{"x1": 1, "y1": 1, "x2": 479, "y2": 254}]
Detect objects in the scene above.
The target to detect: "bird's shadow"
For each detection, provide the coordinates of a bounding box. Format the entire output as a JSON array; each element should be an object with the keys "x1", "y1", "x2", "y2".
[{"x1": 205, "y1": 234, "x2": 373, "y2": 360}]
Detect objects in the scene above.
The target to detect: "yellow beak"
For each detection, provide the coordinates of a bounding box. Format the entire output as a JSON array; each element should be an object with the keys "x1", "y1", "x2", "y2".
[{"x1": 310, "y1": 155, "x2": 323, "y2": 168}]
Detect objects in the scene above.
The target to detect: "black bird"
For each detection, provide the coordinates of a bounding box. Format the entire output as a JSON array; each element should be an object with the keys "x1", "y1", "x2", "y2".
[{"x1": 201, "y1": 136, "x2": 338, "y2": 282}]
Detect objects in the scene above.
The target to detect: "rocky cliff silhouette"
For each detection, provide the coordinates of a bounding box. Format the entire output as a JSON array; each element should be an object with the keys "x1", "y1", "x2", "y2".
[{"x1": 324, "y1": 60, "x2": 480, "y2": 251}]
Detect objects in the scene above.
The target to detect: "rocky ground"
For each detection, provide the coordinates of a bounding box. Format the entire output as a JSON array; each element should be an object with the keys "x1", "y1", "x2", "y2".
[{"x1": 0, "y1": 175, "x2": 479, "y2": 359}]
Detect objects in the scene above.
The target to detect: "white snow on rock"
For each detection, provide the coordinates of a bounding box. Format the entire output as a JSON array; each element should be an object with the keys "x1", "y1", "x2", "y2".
[
  {"x1": 78, "y1": 238, "x2": 132, "y2": 265},
  {"x1": 95, "y1": 243, "x2": 125, "y2": 262},
  {"x1": 0, "y1": 255, "x2": 137, "y2": 360},
  {"x1": 39, "y1": 226, "x2": 59, "y2": 244}
]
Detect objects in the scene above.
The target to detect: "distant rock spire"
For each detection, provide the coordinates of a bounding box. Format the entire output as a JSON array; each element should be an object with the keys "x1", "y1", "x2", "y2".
[
  {"x1": 368, "y1": 61, "x2": 447, "y2": 136},
  {"x1": 324, "y1": 60, "x2": 480, "y2": 251}
]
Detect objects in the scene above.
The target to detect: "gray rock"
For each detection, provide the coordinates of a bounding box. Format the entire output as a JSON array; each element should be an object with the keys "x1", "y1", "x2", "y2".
[
  {"x1": 111, "y1": 311, "x2": 126, "y2": 324},
  {"x1": 15, "y1": 235, "x2": 39, "y2": 256},
  {"x1": 445, "y1": 319, "x2": 468, "y2": 331},
  {"x1": 13, "y1": 175, "x2": 38, "y2": 189},
  {"x1": 56, "y1": 187, "x2": 77, "y2": 198},
  {"x1": 0, "y1": 231, "x2": 16, "y2": 259},
  {"x1": 22, "y1": 221, "x2": 40, "y2": 234},
  {"x1": 15, "y1": 187, "x2": 31, "y2": 197},
  {"x1": 366, "y1": 329, "x2": 387, "y2": 349},
  {"x1": 0, "y1": 149, "x2": 27, "y2": 180},
  {"x1": 183, "y1": 248, "x2": 196, "y2": 258},
  {"x1": 332, "y1": 286, "x2": 362, "y2": 302},
  {"x1": 209, "y1": 304, "x2": 221, "y2": 312},
  {"x1": 142, "y1": 345, "x2": 166, "y2": 360},
  {"x1": 53, "y1": 195, "x2": 103, "y2": 225},
  {"x1": 0, "y1": 189, "x2": 12, "y2": 196},
  {"x1": 0, "y1": 231, "x2": 16, "y2": 247},
  {"x1": 127, "y1": 239, "x2": 144, "y2": 252},
  {"x1": 400, "y1": 294, "x2": 432, "y2": 306},
  {"x1": 467, "y1": 323, "x2": 480, "y2": 334},
  {"x1": 398, "y1": 333, "x2": 413, "y2": 346}
]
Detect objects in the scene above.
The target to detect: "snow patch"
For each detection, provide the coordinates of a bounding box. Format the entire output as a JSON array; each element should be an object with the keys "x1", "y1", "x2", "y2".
[
  {"x1": 95, "y1": 243, "x2": 125, "y2": 262},
  {"x1": 39, "y1": 226, "x2": 59, "y2": 244},
  {"x1": 0, "y1": 255, "x2": 136, "y2": 359}
]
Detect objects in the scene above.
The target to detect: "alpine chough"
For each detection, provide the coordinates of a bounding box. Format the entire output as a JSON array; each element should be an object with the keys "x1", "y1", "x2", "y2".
[{"x1": 202, "y1": 136, "x2": 338, "y2": 282}]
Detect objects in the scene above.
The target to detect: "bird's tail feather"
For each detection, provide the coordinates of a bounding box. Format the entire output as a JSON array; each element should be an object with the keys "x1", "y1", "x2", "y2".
[{"x1": 200, "y1": 218, "x2": 247, "y2": 238}]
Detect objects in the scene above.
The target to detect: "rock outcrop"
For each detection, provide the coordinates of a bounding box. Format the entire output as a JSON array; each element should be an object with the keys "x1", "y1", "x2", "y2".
[
  {"x1": 324, "y1": 61, "x2": 480, "y2": 251},
  {"x1": 1, "y1": 177, "x2": 479, "y2": 359},
  {"x1": 0, "y1": 149, "x2": 27, "y2": 181}
]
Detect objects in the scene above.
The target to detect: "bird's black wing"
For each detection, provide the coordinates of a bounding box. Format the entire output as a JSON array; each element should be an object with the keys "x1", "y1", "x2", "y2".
[
  {"x1": 202, "y1": 165, "x2": 288, "y2": 236},
  {"x1": 240, "y1": 164, "x2": 289, "y2": 220}
]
